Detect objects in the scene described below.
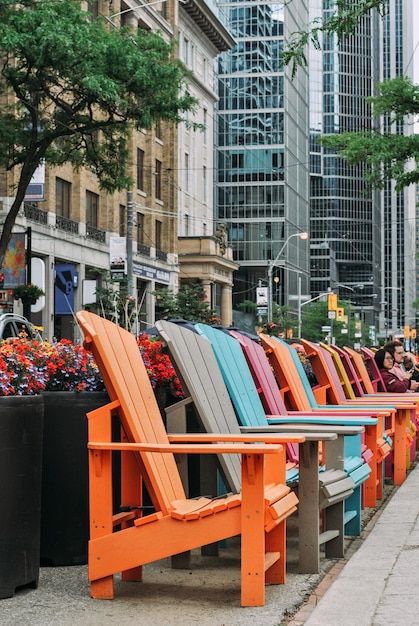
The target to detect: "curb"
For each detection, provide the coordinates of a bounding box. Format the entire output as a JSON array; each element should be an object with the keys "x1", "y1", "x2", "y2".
[{"x1": 285, "y1": 482, "x2": 397, "y2": 625}]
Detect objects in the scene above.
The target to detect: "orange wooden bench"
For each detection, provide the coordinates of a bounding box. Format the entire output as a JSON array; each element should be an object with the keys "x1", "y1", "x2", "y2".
[{"x1": 76, "y1": 311, "x2": 302, "y2": 607}]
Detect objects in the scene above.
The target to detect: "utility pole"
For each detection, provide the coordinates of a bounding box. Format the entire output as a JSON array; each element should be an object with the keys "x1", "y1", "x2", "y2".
[
  {"x1": 127, "y1": 191, "x2": 134, "y2": 297},
  {"x1": 23, "y1": 227, "x2": 32, "y2": 322}
]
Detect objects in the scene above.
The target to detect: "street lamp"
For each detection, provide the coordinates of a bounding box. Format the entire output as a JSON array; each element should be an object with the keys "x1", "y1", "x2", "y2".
[{"x1": 267, "y1": 232, "x2": 309, "y2": 321}]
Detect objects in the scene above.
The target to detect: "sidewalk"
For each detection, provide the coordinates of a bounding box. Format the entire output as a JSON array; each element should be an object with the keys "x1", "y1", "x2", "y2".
[
  {"x1": 0, "y1": 467, "x2": 413, "y2": 626},
  {"x1": 292, "y1": 460, "x2": 419, "y2": 626}
]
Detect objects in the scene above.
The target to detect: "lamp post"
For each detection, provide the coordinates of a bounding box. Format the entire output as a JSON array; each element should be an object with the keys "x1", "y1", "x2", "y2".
[{"x1": 267, "y1": 232, "x2": 309, "y2": 322}]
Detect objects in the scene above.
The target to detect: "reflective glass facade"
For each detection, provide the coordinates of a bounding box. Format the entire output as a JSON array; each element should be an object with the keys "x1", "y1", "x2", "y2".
[
  {"x1": 216, "y1": 1, "x2": 310, "y2": 310},
  {"x1": 309, "y1": 0, "x2": 380, "y2": 315}
]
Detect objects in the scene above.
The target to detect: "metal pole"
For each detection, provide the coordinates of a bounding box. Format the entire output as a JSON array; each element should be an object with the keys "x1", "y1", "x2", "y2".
[
  {"x1": 23, "y1": 227, "x2": 32, "y2": 322},
  {"x1": 267, "y1": 261, "x2": 273, "y2": 322},
  {"x1": 266, "y1": 231, "x2": 309, "y2": 323},
  {"x1": 127, "y1": 191, "x2": 134, "y2": 297},
  {"x1": 297, "y1": 274, "x2": 302, "y2": 338}
]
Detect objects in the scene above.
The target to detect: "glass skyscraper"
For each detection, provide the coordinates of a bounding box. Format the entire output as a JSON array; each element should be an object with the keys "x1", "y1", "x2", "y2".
[
  {"x1": 216, "y1": 1, "x2": 310, "y2": 319},
  {"x1": 216, "y1": 0, "x2": 415, "y2": 338}
]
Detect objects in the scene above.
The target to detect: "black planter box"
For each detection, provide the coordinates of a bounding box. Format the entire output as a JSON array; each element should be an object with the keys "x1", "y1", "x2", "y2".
[
  {"x1": 40, "y1": 392, "x2": 109, "y2": 566},
  {"x1": 0, "y1": 395, "x2": 44, "y2": 599}
]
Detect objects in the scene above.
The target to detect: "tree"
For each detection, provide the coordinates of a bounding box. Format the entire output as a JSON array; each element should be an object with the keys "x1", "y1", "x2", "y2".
[
  {"x1": 319, "y1": 77, "x2": 419, "y2": 191},
  {"x1": 283, "y1": 0, "x2": 388, "y2": 78},
  {"x1": 154, "y1": 283, "x2": 219, "y2": 324},
  {"x1": 300, "y1": 299, "x2": 368, "y2": 347},
  {"x1": 89, "y1": 269, "x2": 138, "y2": 330},
  {"x1": 0, "y1": 0, "x2": 197, "y2": 266}
]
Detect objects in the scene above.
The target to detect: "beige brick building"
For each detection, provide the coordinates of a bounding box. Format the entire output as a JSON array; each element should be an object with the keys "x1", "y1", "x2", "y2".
[{"x1": 0, "y1": 0, "x2": 237, "y2": 340}]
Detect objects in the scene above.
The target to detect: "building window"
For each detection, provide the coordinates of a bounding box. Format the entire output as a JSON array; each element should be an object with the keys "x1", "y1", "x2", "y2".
[
  {"x1": 155, "y1": 159, "x2": 162, "y2": 200},
  {"x1": 87, "y1": 0, "x2": 99, "y2": 19},
  {"x1": 155, "y1": 119, "x2": 162, "y2": 140},
  {"x1": 155, "y1": 219, "x2": 162, "y2": 250},
  {"x1": 184, "y1": 152, "x2": 189, "y2": 193},
  {"x1": 183, "y1": 37, "x2": 189, "y2": 66},
  {"x1": 203, "y1": 108, "x2": 207, "y2": 144},
  {"x1": 56, "y1": 178, "x2": 71, "y2": 218},
  {"x1": 119, "y1": 205, "x2": 126, "y2": 237},
  {"x1": 136, "y1": 212, "x2": 144, "y2": 246},
  {"x1": 86, "y1": 191, "x2": 99, "y2": 227},
  {"x1": 137, "y1": 148, "x2": 145, "y2": 191},
  {"x1": 185, "y1": 214, "x2": 189, "y2": 236},
  {"x1": 203, "y1": 165, "x2": 207, "y2": 204}
]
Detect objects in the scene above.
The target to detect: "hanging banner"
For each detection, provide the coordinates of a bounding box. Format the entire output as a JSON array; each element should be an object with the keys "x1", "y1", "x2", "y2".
[
  {"x1": 55, "y1": 264, "x2": 75, "y2": 315},
  {"x1": 1, "y1": 233, "x2": 26, "y2": 288},
  {"x1": 110, "y1": 236, "x2": 127, "y2": 280}
]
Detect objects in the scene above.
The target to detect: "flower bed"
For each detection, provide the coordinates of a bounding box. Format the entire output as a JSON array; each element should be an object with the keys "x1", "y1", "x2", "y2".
[{"x1": 0, "y1": 332, "x2": 183, "y2": 398}]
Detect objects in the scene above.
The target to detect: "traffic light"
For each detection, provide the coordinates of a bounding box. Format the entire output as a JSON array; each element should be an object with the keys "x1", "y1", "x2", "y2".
[
  {"x1": 404, "y1": 325, "x2": 410, "y2": 339},
  {"x1": 412, "y1": 329, "x2": 417, "y2": 339},
  {"x1": 336, "y1": 307, "x2": 345, "y2": 322},
  {"x1": 328, "y1": 293, "x2": 337, "y2": 310}
]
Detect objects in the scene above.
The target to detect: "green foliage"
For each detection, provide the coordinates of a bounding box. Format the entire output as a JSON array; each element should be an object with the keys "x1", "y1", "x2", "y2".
[
  {"x1": 0, "y1": 0, "x2": 197, "y2": 264},
  {"x1": 283, "y1": 0, "x2": 387, "y2": 78},
  {"x1": 153, "y1": 283, "x2": 219, "y2": 324},
  {"x1": 319, "y1": 77, "x2": 419, "y2": 191},
  {"x1": 88, "y1": 269, "x2": 138, "y2": 331},
  {"x1": 271, "y1": 304, "x2": 297, "y2": 336},
  {"x1": 300, "y1": 300, "x2": 370, "y2": 347}
]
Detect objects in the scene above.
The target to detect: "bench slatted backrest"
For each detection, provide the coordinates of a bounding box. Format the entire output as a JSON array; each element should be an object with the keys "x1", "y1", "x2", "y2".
[
  {"x1": 194, "y1": 324, "x2": 269, "y2": 428},
  {"x1": 228, "y1": 330, "x2": 288, "y2": 416},
  {"x1": 360, "y1": 347, "x2": 386, "y2": 392},
  {"x1": 77, "y1": 311, "x2": 186, "y2": 515},
  {"x1": 156, "y1": 320, "x2": 242, "y2": 493},
  {"x1": 346, "y1": 346, "x2": 377, "y2": 394},
  {"x1": 330, "y1": 344, "x2": 366, "y2": 396},
  {"x1": 259, "y1": 334, "x2": 320, "y2": 411},
  {"x1": 301, "y1": 339, "x2": 348, "y2": 405}
]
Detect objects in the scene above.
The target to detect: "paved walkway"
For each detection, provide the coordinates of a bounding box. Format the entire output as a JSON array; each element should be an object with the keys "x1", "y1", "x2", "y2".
[
  {"x1": 1, "y1": 465, "x2": 418, "y2": 625},
  {"x1": 291, "y1": 461, "x2": 419, "y2": 626}
]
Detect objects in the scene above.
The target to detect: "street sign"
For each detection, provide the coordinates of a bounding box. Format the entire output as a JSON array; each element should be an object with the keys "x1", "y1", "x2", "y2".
[
  {"x1": 257, "y1": 307, "x2": 268, "y2": 316},
  {"x1": 256, "y1": 287, "x2": 268, "y2": 306},
  {"x1": 321, "y1": 325, "x2": 331, "y2": 332},
  {"x1": 328, "y1": 310, "x2": 336, "y2": 319},
  {"x1": 288, "y1": 294, "x2": 310, "y2": 301}
]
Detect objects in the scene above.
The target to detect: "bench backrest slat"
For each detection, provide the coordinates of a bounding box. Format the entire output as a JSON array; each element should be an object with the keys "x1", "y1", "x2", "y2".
[{"x1": 77, "y1": 311, "x2": 186, "y2": 515}]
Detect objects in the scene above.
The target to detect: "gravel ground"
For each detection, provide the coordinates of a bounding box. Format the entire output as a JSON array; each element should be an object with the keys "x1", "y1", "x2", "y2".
[{"x1": 0, "y1": 483, "x2": 396, "y2": 626}]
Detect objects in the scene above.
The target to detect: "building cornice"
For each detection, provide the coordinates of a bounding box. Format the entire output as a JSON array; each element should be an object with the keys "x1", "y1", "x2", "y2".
[{"x1": 181, "y1": 0, "x2": 235, "y2": 52}]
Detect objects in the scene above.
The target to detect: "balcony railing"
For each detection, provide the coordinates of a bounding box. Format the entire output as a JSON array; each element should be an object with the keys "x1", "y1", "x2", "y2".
[
  {"x1": 23, "y1": 203, "x2": 48, "y2": 225},
  {"x1": 86, "y1": 224, "x2": 106, "y2": 243},
  {"x1": 56, "y1": 215, "x2": 79, "y2": 234},
  {"x1": 137, "y1": 243, "x2": 151, "y2": 257},
  {"x1": 155, "y1": 249, "x2": 167, "y2": 262}
]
